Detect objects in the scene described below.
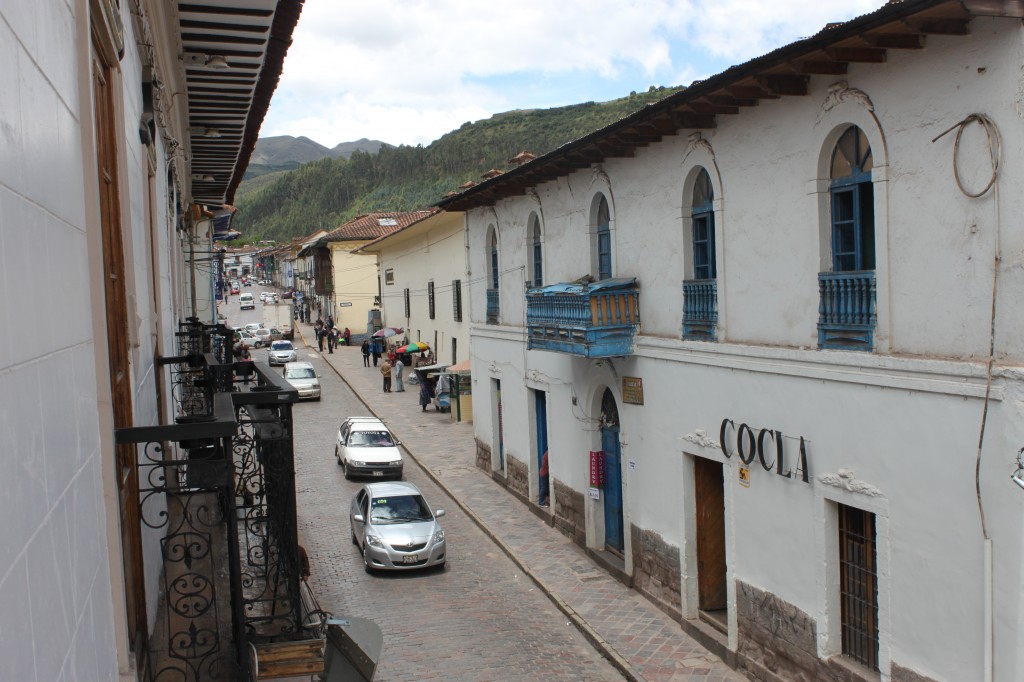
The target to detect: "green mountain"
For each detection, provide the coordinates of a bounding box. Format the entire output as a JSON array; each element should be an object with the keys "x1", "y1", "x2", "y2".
[{"x1": 233, "y1": 86, "x2": 683, "y2": 242}]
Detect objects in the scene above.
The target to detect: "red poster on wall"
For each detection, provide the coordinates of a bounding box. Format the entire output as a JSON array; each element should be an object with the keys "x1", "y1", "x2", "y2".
[{"x1": 590, "y1": 451, "x2": 604, "y2": 486}]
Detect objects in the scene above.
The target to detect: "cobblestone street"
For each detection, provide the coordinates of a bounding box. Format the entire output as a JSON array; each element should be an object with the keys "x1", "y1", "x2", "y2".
[
  {"x1": 287, "y1": 342, "x2": 625, "y2": 681},
  {"x1": 280, "y1": 317, "x2": 746, "y2": 682}
]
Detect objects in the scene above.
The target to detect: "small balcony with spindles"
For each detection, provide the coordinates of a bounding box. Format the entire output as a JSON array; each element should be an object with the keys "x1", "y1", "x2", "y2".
[{"x1": 526, "y1": 278, "x2": 640, "y2": 357}]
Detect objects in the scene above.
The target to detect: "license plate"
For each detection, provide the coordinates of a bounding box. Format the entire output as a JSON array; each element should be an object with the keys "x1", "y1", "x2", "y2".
[
  {"x1": 372, "y1": 471, "x2": 384, "y2": 477},
  {"x1": 402, "y1": 555, "x2": 419, "y2": 564}
]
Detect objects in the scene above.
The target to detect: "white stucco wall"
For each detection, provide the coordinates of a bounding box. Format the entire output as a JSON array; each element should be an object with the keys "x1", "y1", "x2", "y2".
[
  {"x1": 373, "y1": 211, "x2": 470, "y2": 365},
  {"x1": 0, "y1": 1, "x2": 188, "y2": 678},
  {"x1": 464, "y1": 20, "x2": 1024, "y2": 682}
]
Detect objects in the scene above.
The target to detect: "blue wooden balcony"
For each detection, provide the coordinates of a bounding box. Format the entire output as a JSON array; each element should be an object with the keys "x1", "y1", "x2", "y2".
[
  {"x1": 526, "y1": 277, "x2": 640, "y2": 357},
  {"x1": 486, "y1": 288, "x2": 499, "y2": 324},
  {"x1": 682, "y1": 279, "x2": 717, "y2": 341},
  {"x1": 818, "y1": 270, "x2": 875, "y2": 351}
]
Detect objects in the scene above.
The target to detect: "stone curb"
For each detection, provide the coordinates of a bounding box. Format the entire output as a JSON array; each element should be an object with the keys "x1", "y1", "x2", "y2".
[{"x1": 295, "y1": 324, "x2": 645, "y2": 682}]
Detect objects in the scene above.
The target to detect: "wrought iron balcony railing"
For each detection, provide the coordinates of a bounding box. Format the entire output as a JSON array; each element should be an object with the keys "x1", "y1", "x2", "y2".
[
  {"x1": 818, "y1": 270, "x2": 876, "y2": 351},
  {"x1": 116, "y1": 354, "x2": 329, "y2": 681},
  {"x1": 526, "y1": 277, "x2": 640, "y2": 357},
  {"x1": 486, "y1": 288, "x2": 499, "y2": 324},
  {"x1": 682, "y1": 278, "x2": 717, "y2": 341}
]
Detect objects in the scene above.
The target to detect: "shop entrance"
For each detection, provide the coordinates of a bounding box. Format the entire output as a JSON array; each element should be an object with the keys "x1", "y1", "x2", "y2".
[
  {"x1": 600, "y1": 389, "x2": 624, "y2": 555},
  {"x1": 694, "y1": 457, "x2": 727, "y2": 631}
]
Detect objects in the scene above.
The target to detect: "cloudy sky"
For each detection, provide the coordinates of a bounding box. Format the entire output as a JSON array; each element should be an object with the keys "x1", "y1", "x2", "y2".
[{"x1": 261, "y1": 0, "x2": 886, "y2": 148}]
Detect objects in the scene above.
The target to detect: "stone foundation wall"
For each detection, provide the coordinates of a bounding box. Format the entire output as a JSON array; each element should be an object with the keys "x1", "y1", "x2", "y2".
[
  {"x1": 736, "y1": 580, "x2": 829, "y2": 682},
  {"x1": 475, "y1": 439, "x2": 491, "y2": 474},
  {"x1": 630, "y1": 525, "x2": 681, "y2": 618},
  {"x1": 553, "y1": 479, "x2": 585, "y2": 544},
  {"x1": 506, "y1": 456, "x2": 529, "y2": 499}
]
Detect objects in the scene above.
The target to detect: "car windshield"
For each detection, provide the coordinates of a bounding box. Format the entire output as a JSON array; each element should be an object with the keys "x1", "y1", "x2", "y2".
[
  {"x1": 349, "y1": 430, "x2": 394, "y2": 447},
  {"x1": 271, "y1": 341, "x2": 293, "y2": 351},
  {"x1": 369, "y1": 495, "x2": 432, "y2": 523},
  {"x1": 286, "y1": 367, "x2": 315, "y2": 379}
]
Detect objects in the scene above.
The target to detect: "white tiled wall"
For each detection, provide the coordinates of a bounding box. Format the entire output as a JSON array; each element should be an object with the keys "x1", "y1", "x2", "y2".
[{"x1": 0, "y1": 0, "x2": 121, "y2": 678}]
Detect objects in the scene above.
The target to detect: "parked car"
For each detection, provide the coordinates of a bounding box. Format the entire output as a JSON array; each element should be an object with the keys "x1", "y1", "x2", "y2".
[
  {"x1": 268, "y1": 340, "x2": 297, "y2": 366},
  {"x1": 335, "y1": 417, "x2": 404, "y2": 479},
  {"x1": 282, "y1": 361, "x2": 321, "y2": 400},
  {"x1": 244, "y1": 323, "x2": 264, "y2": 333},
  {"x1": 350, "y1": 481, "x2": 446, "y2": 572}
]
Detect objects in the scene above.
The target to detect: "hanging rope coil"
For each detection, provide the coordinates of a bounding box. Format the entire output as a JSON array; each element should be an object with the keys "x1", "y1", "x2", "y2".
[{"x1": 931, "y1": 113, "x2": 1001, "y2": 198}]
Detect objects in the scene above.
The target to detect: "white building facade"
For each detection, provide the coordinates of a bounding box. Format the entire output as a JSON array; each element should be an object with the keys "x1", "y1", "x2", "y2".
[
  {"x1": 0, "y1": 1, "x2": 300, "y2": 679},
  {"x1": 442, "y1": 3, "x2": 1024, "y2": 682},
  {"x1": 359, "y1": 210, "x2": 470, "y2": 364}
]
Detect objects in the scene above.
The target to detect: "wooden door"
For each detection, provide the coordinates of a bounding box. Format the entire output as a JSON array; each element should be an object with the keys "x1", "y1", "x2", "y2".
[
  {"x1": 694, "y1": 458, "x2": 727, "y2": 611},
  {"x1": 94, "y1": 51, "x2": 147, "y2": 654},
  {"x1": 602, "y1": 426, "x2": 624, "y2": 554}
]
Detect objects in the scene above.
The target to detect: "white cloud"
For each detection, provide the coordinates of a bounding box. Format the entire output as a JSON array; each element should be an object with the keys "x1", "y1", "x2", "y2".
[{"x1": 262, "y1": 0, "x2": 887, "y2": 147}]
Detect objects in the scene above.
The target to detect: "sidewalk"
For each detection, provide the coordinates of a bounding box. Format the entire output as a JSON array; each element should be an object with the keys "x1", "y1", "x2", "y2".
[{"x1": 296, "y1": 320, "x2": 745, "y2": 682}]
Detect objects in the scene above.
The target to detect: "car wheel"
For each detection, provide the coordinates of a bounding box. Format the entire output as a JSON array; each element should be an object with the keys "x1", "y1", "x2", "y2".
[
  {"x1": 363, "y1": 548, "x2": 374, "y2": 574},
  {"x1": 342, "y1": 461, "x2": 351, "y2": 480},
  {"x1": 351, "y1": 528, "x2": 358, "y2": 545}
]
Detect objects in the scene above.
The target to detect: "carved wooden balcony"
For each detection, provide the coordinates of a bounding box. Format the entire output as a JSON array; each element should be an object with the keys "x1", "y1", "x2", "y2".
[
  {"x1": 526, "y1": 277, "x2": 639, "y2": 357},
  {"x1": 818, "y1": 270, "x2": 875, "y2": 351}
]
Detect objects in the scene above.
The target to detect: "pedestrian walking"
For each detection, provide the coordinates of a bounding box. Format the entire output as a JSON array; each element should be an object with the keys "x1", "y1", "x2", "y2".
[
  {"x1": 343, "y1": 327, "x2": 351, "y2": 346},
  {"x1": 327, "y1": 326, "x2": 336, "y2": 354},
  {"x1": 361, "y1": 339, "x2": 371, "y2": 367},
  {"x1": 372, "y1": 341, "x2": 380, "y2": 367},
  {"x1": 394, "y1": 358, "x2": 405, "y2": 392},
  {"x1": 418, "y1": 374, "x2": 433, "y2": 411},
  {"x1": 380, "y1": 359, "x2": 393, "y2": 393}
]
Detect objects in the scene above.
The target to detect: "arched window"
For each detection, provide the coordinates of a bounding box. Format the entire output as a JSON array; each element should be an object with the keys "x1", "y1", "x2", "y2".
[
  {"x1": 489, "y1": 231, "x2": 499, "y2": 289},
  {"x1": 830, "y1": 126, "x2": 874, "y2": 272},
  {"x1": 692, "y1": 168, "x2": 716, "y2": 280},
  {"x1": 529, "y1": 215, "x2": 543, "y2": 287},
  {"x1": 486, "y1": 229, "x2": 499, "y2": 323},
  {"x1": 596, "y1": 195, "x2": 612, "y2": 280}
]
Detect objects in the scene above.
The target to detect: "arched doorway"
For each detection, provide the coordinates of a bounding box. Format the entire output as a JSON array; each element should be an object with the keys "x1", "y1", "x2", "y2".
[{"x1": 600, "y1": 389, "x2": 624, "y2": 554}]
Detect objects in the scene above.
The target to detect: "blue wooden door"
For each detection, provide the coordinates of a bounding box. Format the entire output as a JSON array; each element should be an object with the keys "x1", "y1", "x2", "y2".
[
  {"x1": 602, "y1": 426, "x2": 624, "y2": 553},
  {"x1": 535, "y1": 391, "x2": 548, "y2": 468},
  {"x1": 496, "y1": 380, "x2": 504, "y2": 471}
]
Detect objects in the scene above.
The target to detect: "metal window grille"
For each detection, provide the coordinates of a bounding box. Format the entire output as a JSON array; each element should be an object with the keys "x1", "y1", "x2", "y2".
[
  {"x1": 839, "y1": 504, "x2": 879, "y2": 670},
  {"x1": 452, "y1": 279, "x2": 462, "y2": 322},
  {"x1": 428, "y1": 281, "x2": 435, "y2": 319},
  {"x1": 403, "y1": 288, "x2": 410, "y2": 318},
  {"x1": 385, "y1": 268, "x2": 394, "y2": 285}
]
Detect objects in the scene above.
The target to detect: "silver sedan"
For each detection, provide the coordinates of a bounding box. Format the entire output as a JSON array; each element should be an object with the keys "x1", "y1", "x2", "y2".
[{"x1": 350, "y1": 481, "x2": 446, "y2": 572}]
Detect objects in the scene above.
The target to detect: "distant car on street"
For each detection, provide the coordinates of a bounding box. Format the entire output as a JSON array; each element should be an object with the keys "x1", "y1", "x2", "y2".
[
  {"x1": 252, "y1": 328, "x2": 272, "y2": 346},
  {"x1": 268, "y1": 340, "x2": 296, "y2": 366},
  {"x1": 335, "y1": 416, "x2": 404, "y2": 479},
  {"x1": 350, "y1": 481, "x2": 446, "y2": 572},
  {"x1": 282, "y1": 361, "x2": 321, "y2": 400}
]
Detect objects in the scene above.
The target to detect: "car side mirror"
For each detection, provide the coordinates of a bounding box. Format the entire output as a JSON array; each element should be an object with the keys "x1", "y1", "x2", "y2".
[
  {"x1": 353, "y1": 514, "x2": 364, "y2": 523},
  {"x1": 317, "y1": 373, "x2": 323, "y2": 378},
  {"x1": 434, "y1": 509, "x2": 446, "y2": 518},
  {"x1": 393, "y1": 440, "x2": 402, "y2": 446}
]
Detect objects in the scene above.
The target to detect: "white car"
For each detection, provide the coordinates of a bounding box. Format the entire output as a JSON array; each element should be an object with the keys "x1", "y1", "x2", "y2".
[
  {"x1": 335, "y1": 416, "x2": 404, "y2": 479},
  {"x1": 244, "y1": 322, "x2": 264, "y2": 333},
  {"x1": 283, "y1": 361, "x2": 321, "y2": 400},
  {"x1": 268, "y1": 340, "x2": 297, "y2": 366},
  {"x1": 252, "y1": 328, "x2": 272, "y2": 347}
]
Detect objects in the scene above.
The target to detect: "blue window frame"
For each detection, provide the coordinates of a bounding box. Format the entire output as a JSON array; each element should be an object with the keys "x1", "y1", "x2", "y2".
[
  {"x1": 489, "y1": 233, "x2": 499, "y2": 289},
  {"x1": 596, "y1": 196, "x2": 612, "y2": 280},
  {"x1": 692, "y1": 168, "x2": 716, "y2": 280},
  {"x1": 531, "y1": 219, "x2": 543, "y2": 287},
  {"x1": 830, "y1": 127, "x2": 874, "y2": 272}
]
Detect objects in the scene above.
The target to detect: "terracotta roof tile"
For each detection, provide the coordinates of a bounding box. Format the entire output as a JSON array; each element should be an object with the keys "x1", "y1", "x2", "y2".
[{"x1": 325, "y1": 211, "x2": 436, "y2": 242}]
